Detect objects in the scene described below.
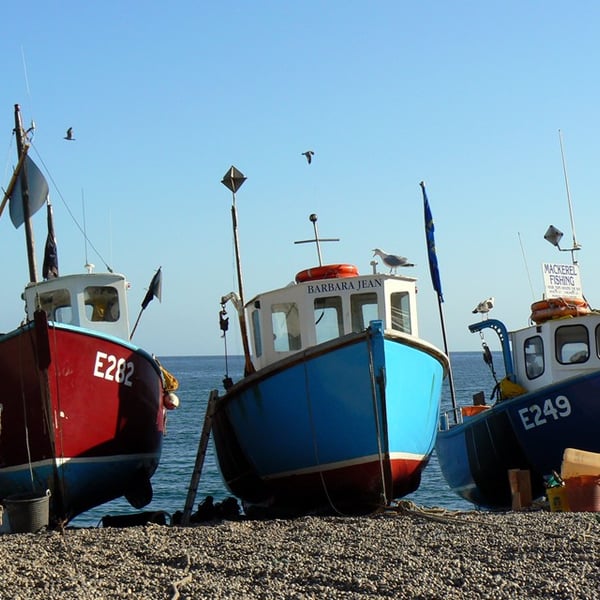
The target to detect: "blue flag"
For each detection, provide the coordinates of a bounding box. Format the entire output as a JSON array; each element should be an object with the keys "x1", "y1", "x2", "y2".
[{"x1": 420, "y1": 182, "x2": 443, "y2": 302}]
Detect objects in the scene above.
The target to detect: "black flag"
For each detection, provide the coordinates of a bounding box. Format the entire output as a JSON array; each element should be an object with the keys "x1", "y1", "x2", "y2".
[
  {"x1": 42, "y1": 201, "x2": 59, "y2": 279},
  {"x1": 141, "y1": 267, "x2": 162, "y2": 309}
]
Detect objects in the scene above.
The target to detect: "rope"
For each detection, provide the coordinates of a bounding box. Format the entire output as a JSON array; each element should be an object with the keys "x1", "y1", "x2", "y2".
[
  {"x1": 303, "y1": 354, "x2": 348, "y2": 517},
  {"x1": 18, "y1": 323, "x2": 35, "y2": 489},
  {"x1": 389, "y1": 499, "x2": 475, "y2": 524},
  {"x1": 366, "y1": 329, "x2": 388, "y2": 507},
  {"x1": 304, "y1": 329, "x2": 391, "y2": 517},
  {"x1": 43, "y1": 320, "x2": 67, "y2": 521},
  {"x1": 388, "y1": 499, "x2": 571, "y2": 540},
  {"x1": 29, "y1": 141, "x2": 113, "y2": 272},
  {"x1": 219, "y1": 303, "x2": 233, "y2": 390}
]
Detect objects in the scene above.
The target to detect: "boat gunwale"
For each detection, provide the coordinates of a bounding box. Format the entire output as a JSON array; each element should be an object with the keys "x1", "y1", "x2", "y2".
[
  {"x1": 217, "y1": 326, "x2": 449, "y2": 409},
  {"x1": 0, "y1": 320, "x2": 162, "y2": 377},
  {"x1": 438, "y1": 366, "x2": 600, "y2": 434}
]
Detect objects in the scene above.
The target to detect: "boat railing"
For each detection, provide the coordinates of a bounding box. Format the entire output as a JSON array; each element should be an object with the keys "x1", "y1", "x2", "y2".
[{"x1": 439, "y1": 407, "x2": 463, "y2": 430}]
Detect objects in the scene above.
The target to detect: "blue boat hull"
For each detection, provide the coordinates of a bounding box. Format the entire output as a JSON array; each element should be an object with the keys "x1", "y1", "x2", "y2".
[
  {"x1": 436, "y1": 371, "x2": 600, "y2": 508},
  {"x1": 212, "y1": 323, "x2": 446, "y2": 514}
]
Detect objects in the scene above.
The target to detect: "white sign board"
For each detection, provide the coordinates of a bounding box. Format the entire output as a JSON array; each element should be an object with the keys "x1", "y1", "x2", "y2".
[{"x1": 542, "y1": 262, "x2": 583, "y2": 298}]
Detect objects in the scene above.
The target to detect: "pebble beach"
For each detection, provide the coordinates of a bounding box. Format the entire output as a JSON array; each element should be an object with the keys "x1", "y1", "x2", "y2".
[{"x1": 0, "y1": 504, "x2": 599, "y2": 599}]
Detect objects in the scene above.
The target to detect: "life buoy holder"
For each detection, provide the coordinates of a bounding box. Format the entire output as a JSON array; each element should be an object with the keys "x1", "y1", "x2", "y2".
[
  {"x1": 530, "y1": 297, "x2": 590, "y2": 324},
  {"x1": 295, "y1": 264, "x2": 359, "y2": 283}
]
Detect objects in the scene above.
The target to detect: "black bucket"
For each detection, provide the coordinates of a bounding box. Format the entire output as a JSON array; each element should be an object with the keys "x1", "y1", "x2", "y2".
[{"x1": 3, "y1": 491, "x2": 50, "y2": 534}]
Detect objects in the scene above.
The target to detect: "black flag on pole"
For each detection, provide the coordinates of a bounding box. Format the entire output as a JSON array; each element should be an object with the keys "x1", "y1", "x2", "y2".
[
  {"x1": 141, "y1": 267, "x2": 162, "y2": 309},
  {"x1": 42, "y1": 201, "x2": 59, "y2": 279},
  {"x1": 130, "y1": 267, "x2": 163, "y2": 340}
]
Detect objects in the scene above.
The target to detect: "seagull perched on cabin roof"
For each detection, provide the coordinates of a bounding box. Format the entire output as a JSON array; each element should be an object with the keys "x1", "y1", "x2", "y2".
[
  {"x1": 64, "y1": 127, "x2": 75, "y2": 141},
  {"x1": 472, "y1": 297, "x2": 494, "y2": 316},
  {"x1": 372, "y1": 248, "x2": 415, "y2": 273}
]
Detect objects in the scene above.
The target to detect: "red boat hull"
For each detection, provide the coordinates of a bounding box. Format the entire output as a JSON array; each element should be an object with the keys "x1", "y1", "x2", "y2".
[{"x1": 0, "y1": 318, "x2": 166, "y2": 523}]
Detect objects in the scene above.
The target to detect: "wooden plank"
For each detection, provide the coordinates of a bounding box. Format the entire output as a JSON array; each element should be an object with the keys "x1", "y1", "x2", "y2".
[
  {"x1": 181, "y1": 389, "x2": 218, "y2": 525},
  {"x1": 508, "y1": 468, "x2": 532, "y2": 510}
]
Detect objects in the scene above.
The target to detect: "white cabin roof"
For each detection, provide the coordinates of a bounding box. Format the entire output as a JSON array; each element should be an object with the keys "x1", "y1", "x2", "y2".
[
  {"x1": 244, "y1": 270, "x2": 419, "y2": 370},
  {"x1": 23, "y1": 272, "x2": 131, "y2": 340},
  {"x1": 510, "y1": 312, "x2": 600, "y2": 393}
]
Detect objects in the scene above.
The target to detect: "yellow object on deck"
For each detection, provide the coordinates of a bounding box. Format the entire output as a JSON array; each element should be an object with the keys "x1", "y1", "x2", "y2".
[
  {"x1": 546, "y1": 486, "x2": 570, "y2": 512},
  {"x1": 499, "y1": 377, "x2": 527, "y2": 400},
  {"x1": 155, "y1": 358, "x2": 179, "y2": 392},
  {"x1": 161, "y1": 366, "x2": 179, "y2": 392}
]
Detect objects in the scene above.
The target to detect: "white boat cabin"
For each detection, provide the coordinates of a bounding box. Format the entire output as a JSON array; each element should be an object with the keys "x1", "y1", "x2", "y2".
[
  {"x1": 510, "y1": 312, "x2": 600, "y2": 393},
  {"x1": 23, "y1": 273, "x2": 131, "y2": 340},
  {"x1": 244, "y1": 266, "x2": 419, "y2": 371}
]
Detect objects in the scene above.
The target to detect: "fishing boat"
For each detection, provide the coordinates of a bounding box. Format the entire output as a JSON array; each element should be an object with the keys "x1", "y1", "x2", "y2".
[
  {"x1": 211, "y1": 168, "x2": 449, "y2": 515},
  {"x1": 436, "y1": 283, "x2": 600, "y2": 508},
  {"x1": 436, "y1": 141, "x2": 600, "y2": 508},
  {"x1": 0, "y1": 104, "x2": 179, "y2": 525}
]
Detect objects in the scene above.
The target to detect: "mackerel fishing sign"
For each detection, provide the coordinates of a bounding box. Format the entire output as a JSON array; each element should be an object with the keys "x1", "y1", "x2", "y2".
[{"x1": 542, "y1": 262, "x2": 583, "y2": 298}]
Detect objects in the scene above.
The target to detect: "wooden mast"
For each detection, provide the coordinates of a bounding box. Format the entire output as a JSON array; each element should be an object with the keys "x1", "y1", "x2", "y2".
[
  {"x1": 13, "y1": 103, "x2": 38, "y2": 282},
  {"x1": 221, "y1": 166, "x2": 255, "y2": 376}
]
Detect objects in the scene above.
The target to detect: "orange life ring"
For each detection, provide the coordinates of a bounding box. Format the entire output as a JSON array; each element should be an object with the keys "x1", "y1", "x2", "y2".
[
  {"x1": 295, "y1": 264, "x2": 359, "y2": 283},
  {"x1": 530, "y1": 297, "x2": 590, "y2": 324}
]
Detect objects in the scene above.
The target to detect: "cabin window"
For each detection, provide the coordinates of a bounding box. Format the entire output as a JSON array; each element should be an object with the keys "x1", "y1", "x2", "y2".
[
  {"x1": 595, "y1": 326, "x2": 600, "y2": 359},
  {"x1": 351, "y1": 293, "x2": 378, "y2": 332},
  {"x1": 391, "y1": 291, "x2": 412, "y2": 334},
  {"x1": 314, "y1": 297, "x2": 344, "y2": 343},
  {"x1": 84, "y1": 286, "x2": 120, "y2": 322},
  {"x1": 524, "y1": 336, "x2": 544, "y2": 379},
  {"x1": 251, "y1": 309, "x2": 262, "y2": 358},
  {"x1": 38, "y1": 289, "x2": 73, "y2": 324},
  {"x1": 271, "y1": 302, "x2": 301, "y2": 352},
  {"x1": 555, "y1": 324, "x2": 589, "y2": 364}
]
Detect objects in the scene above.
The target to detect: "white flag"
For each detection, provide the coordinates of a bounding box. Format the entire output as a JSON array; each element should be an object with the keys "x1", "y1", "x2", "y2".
[{"x1": 9, "y1": 155, "x2": 49, "y2": 228}]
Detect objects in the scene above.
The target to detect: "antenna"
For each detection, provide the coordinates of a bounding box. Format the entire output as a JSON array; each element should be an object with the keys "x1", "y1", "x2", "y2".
[
  {"x1": 544, "y1": 131, "x2": 581, "y2": 265},
  {"x1": 294, "y1": 213, "x2": 339, "y2": 266},
  {"x1": 82, "y1": 190, "x2": 94, "y2": 273},
  {"x1": 559, "y1": 130, "x2": 580, "y2": 253},
  {"x1": 21, "y1": 47, "x2": 36, "y2": 140},
  {"x1": 518, "y1": 232, "x2": 535, "y2": 301},
  {"x1": 21, "y1": 47, "x2": 31, "y2": 97}
]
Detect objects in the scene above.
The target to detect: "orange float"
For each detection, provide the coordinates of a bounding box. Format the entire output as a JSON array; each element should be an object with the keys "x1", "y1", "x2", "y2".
[
  {"x1": 295, "y1": 264, "x2": 359, "y2": 283},
  {"x1": 530, "y1": 297, "x2": 590, "y2": 324}
]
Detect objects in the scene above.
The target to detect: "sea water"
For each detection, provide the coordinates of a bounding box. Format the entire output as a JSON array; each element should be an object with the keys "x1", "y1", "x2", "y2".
[{"x1": 71, "y1": 352, "x2": 497, "y2": 527}]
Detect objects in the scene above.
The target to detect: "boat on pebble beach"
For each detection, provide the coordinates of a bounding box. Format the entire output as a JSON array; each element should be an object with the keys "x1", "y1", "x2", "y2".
[
  {"x1": 436, "y1": 158, "x2": 600, "y2": 508},
  {"x1": 0, "y1": 104, "x2": 179, "y2": 526},
  {"x1": 211, "y1": 167, "x2": 449, "y2": 516}
]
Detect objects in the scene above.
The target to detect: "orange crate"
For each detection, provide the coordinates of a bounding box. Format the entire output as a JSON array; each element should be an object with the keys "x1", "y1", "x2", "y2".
[
  {"x1": 461, "y1": 405, "x2": 490, "y2": 418},
  {"x1": 565, "y1": 476, "x2": 600, "y2": 512}
]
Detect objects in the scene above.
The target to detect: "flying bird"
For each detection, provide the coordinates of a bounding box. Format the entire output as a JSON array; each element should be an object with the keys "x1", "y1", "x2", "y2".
[
  {"x1": 64, "y1": 127, "x2": 75, "y2": 141},
  {"x1": 472, "y1": 297, "x2": 494, "y2": 315},
  {"x1": 372, "y1": 248, "x2": 415, "y2": 273},
  {"x1": 302, "y1": 150, "x2": 314, "y2": 164}
]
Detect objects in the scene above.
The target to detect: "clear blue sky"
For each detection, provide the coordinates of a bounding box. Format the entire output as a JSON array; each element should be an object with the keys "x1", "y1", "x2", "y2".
[{"x1": 1, "y1": 1, "x2": 599, "y2": 357}]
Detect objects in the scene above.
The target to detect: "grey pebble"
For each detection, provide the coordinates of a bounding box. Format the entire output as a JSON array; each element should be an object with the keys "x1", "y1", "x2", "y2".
[{"x1": 0, "y1": 507, "x2": 598, "y2": 599}]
